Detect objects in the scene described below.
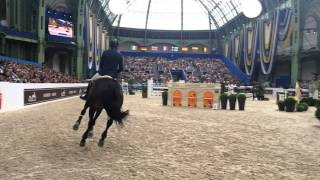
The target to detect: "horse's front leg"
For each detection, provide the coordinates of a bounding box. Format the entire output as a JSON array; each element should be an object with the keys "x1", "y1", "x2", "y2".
[
  {"x1": 73, "y1": 103, "x2": 89, "y2": 131},
  {"x1": 98, "y1": 118, "x2": 114, "y2": 147},
  {"x1": 80, "y1": 108, "x2": 96, "y2": 147}
]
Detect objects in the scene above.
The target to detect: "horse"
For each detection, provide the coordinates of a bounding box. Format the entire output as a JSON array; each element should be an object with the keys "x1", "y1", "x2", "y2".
[{"x1": 73, "y1": 77, "x2": 129, "y2": 147}]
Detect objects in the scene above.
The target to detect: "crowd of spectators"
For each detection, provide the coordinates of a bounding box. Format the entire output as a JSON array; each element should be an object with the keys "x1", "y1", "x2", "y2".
[
  {"x1": 121, "y1": 56, "x2": 155, "y2": 83},
  {"x1": 0, "y1": 61, "x2": 80, "y2": 83},
  {"x1": 121, "y1": 56, "x2": 240, "y2": 84},
  {"x1": 0, "y1": 56, "x2": 239, "y2": 84}
]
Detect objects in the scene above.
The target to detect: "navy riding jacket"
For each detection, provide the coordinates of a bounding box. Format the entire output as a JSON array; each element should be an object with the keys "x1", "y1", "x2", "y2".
[{"x1": 98, "y1": 49, "x2": 123, "y2": 79}]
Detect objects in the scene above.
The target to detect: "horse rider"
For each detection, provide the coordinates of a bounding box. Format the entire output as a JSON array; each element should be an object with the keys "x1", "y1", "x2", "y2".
[{"x1": 80, "y1": 38, "x2": 123, "y2": 100}]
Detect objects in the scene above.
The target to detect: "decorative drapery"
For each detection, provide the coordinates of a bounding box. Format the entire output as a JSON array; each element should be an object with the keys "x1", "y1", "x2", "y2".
[
  {"x1": 259, "y1": 9, "x2": 280, "y2": 75},
  {"x1": 244, "y1": 22, "x2": 259, "y2": 76},
  {"x1": 88, "y1": 14, "x2": 94, "y2": 70},
  {"x1": 101, "y1": 32, "x2": 106, "y2": 53},
  {"x1": 222, "y1": 8, "x2": 293, "y2": 77},
  {"x1": 224, "y1": 39, "x2": 233, "y2": 60},
  {"x1": 224, "y1": 40, "x2": 229, "y2": 57},
  {"x1": 83, "y1": 2, "x2": 89, "y2": 70},
  {"x1": 95, "y1": 24, "x2": 101, "y2": 71},
  {"x1": 234, "y1": 35, "x2": 241, "y2": 66},
  {"x1": 278, "y1": 8, "x2": 293, "y2": 49}
]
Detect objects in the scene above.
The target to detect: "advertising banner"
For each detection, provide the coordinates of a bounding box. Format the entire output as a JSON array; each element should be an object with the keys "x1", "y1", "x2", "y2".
[{"x1": 24, "y1": 87, "x2": 87, "y2": 105}]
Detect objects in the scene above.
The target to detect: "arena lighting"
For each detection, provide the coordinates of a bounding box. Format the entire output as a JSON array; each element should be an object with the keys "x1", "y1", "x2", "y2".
[
  {"x1": 240, "y1": 0, "x2": 263, "y2": 18},
  {"x1": 108, "y1": 0, "x2": 127, "y2": 15}
]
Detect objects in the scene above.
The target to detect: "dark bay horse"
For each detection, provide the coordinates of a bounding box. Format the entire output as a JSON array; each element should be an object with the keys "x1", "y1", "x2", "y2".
[{"x1": 73, "y1": 78, "x2": 129, "y2": 147}]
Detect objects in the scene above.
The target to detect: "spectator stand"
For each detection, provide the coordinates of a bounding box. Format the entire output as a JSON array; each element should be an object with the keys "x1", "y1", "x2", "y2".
[
  {"x1": 0, "y1": 57, "x2": 79, "y2": 83},
  {"x1": 0, "y1": 56, "x2": 84, "y2": 113},
  {"x1": 122, "y1": 55, "x2": 241, "y2": 85},
  {"x1": 0, "y1": 25, "x2": 38, "y2": 41},
  {"x1": 0, "y1": 55, "x2": 42, "y2": 68},
  {"x1": 121, "y1": 51, "x2": 250, "y2": 84}
]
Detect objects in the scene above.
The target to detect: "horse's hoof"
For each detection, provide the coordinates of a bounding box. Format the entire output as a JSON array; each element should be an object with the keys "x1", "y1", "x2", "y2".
[
  {"x1": 80, "y1": 140, "x2": 86, "y2": 147},
  {"x1": 73, "y1": 123, "x2": 79, "y2": 131},
  {"x1": 98, "y1": 140, "x2": 104, "y2": 147},
  {"x1": 88, "y1": 131, "x2": 94, "y2": 138},
  {"x1": 125, "y1": 110, "x2": 130, "y2": 115}
]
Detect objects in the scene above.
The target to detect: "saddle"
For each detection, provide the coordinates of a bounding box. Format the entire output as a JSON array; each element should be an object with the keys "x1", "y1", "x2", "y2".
[
  {"x1": 81, "y1": 75, "x2": 118, "y2": 102},
  {"x1": 88, "y1": 75, "x2": 113, "y2": 81}
]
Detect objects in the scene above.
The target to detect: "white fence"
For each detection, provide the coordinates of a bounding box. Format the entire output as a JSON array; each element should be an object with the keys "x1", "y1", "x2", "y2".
[{"x1": 147, "y1": 80, "x2": 168, "y2": 97}]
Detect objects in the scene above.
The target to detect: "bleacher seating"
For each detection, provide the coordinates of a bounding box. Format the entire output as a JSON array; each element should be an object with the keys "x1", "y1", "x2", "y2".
[
  {"x1": 121, "y1": 56, "x2": 241, "y2": 84},
  {"x1": 121, "y1": 51, "x2": 250, "y2": 84},
  {"x1": 0, "y1": 56, "x2": 79, "y2": 83},
  {"x1": 0, "y1": 56, "x2": 42, "y2": 67}
]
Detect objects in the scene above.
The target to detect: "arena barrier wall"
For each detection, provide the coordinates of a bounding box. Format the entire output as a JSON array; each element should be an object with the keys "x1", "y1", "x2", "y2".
[
  {"x1": 167, "y1": 83, "x2": 221, "y2": 109},
  {"x1": 0, "y1": 82, "x2": 87, "y2": 113},
  {"x1": 231, "y1": 86, "x2": 313, "y2": 97}
]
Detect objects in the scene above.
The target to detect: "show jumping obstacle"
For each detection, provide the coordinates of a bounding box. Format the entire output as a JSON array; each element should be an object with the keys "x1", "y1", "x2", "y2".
[{"x1": 167, "y1": 83, "x2": 221, "y2": 109}]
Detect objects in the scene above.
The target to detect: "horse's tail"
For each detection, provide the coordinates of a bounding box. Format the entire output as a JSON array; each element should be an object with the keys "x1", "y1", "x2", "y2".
[{"x1": 114, "y1": 110, "x2": 129, "y2": 126}]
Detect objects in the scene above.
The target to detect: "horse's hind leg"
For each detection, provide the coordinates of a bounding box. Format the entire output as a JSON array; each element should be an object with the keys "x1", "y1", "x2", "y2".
[
  {"x1": 73, "y1": 103, "x2": 89, "y2": 131},
  {"x1": 80, "y1": 108, "x2": 96, "y2": 147},
  {"x1": 98, "y1": 118, "x2": 114, "y2": 147},
  {"x1": 87, "y1": 108, "x2": 103, "y2": 138}
]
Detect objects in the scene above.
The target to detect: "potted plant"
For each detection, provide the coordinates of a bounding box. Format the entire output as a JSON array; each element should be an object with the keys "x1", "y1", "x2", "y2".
[
  {"x1": 221, "y1": 83, "x2": 226, "y2": 94},
  {"x1": 129, "y1": 89, "x2": 135, "y2": 95},
  {"x1": 220, "y1": 93, "x2": 228, "y2": 110},
  {"x1": 296, "y1": 104, "x2": 306, "y2": 112},
  {"x1": 308, "y1": 97, "x2": 316, "y2": 106},
  {"x1": 316, "y1": 100, "x2": 320, "y2": 108},
  {"x1": 316, "y1": 107, "x2": 320, "y2": 120},
  {"x1": 256, "y1": 85, "x2": 265, "y2": 100},
  {"x1": 278, "y1": 101, "x2": 285, "y2": 111},
  {"x1": 128, "y1": 79, "x2": 134, "y2": 95},
  {"x1": 284, "y1": 97, "x2": 297, "y2": 112},
  {"x1": 162, "y1": 90, "x2": 168, "y2": 106},
  {"x1": 142, "y1": 85, "x2": 148, "y2": 98},
  {"x1": 301, "y1": 97, "x2": 316, "y2": 106},
  {"x1": 300, "y1": 103, "x2": 309, "y2": 111},
  {"x1": 300, "y1": 98, "x2": 308, "y2": 104},
  {"x1": 237, "y1": 93, "x2": 247, "y2": 111},
  {"x1": 229, "y1": 94, "x2": 237, "y2": 110}
]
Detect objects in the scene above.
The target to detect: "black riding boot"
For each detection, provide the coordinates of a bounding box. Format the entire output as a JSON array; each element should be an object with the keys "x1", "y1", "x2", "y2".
[{"x1": 80, "y1": 82, "x2": 92, "y2": 100}]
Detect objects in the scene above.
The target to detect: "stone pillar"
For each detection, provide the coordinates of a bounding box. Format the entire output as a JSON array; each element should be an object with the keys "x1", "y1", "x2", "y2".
[
  {"x1": 5, "y1": 0, "x2": 10, "y2": 26},
  {"x1": 76, "y1": 0, "x2": 85, "y2": 78},
  {"x1": 106, "y1": 32, "x2": 109, "y2": 50},
  {"x1": 37, "y1": 0, "x2": 46, "y2": 64},
  {"x1": 291, "y1": 0, "x2": 303, "y2": 87},
  {"x1": 16, "y1": 0, "x2": 21, "y2": 31}
]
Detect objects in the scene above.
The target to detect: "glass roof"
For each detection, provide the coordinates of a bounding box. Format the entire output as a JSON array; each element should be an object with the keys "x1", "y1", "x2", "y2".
[{"x1": 104, "y1": 0, "x2": 242, "y2": 30}]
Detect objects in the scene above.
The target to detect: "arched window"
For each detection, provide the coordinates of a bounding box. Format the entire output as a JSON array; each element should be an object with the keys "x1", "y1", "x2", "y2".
[
  {"x1": 203, "y1": 91, "x2": 214, "y2": 108},
  {"x1": 188, "y1": 91, "x2": 197, "y2": 108},
  {"x1": 172, "y1": 90, "x2": 182, "y2": 107}
]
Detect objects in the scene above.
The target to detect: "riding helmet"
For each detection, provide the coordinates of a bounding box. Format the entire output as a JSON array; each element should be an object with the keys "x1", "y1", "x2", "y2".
[{"x1": 110, "y1": 38, "x2": 119, "y2": 49}]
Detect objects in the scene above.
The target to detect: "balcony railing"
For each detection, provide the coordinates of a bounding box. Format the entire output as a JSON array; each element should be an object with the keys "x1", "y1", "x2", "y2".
[{"x1": 0, "y1": 25, "x2": 37, "y2": 40}]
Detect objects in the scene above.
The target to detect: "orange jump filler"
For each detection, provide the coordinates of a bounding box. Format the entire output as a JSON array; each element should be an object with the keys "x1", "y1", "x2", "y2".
[{"x1": 168, "y1": 83, "x2": 221, "y2": 109}]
